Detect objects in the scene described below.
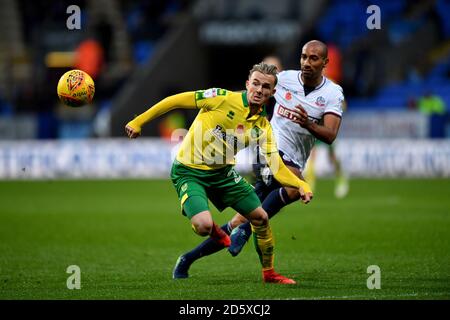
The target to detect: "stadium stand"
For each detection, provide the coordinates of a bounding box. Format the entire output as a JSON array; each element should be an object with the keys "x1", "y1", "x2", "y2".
[{"x1": 0, "y1": 0, "x2": 448, "y2": 139}]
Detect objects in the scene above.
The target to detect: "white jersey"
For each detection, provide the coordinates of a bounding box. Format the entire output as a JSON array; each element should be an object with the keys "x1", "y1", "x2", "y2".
[{"x1": 270, "y1": 70, "x2": 345, "y2": 170}]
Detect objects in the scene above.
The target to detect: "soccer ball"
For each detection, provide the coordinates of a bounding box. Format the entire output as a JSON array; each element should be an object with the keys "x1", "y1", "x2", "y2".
[{"x1": 57, "y1": 69, "x2": 95, "y2": 107}]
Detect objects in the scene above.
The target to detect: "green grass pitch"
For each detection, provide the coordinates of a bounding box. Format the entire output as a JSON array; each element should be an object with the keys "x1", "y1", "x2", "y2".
[{"x1": 0, "y1": 178, "x2": 449, "y2": 300}]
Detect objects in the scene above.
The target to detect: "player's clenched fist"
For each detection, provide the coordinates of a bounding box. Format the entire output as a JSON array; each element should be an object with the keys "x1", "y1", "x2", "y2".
[
  {"x1": 291, "y1": 105, "x2": 311, "y2": 128},
  {"x1": 125, "y1": 124, "x2": 141, "y2": 139},
  {"x1": 298, "y1": 188, "x2": 313, "y2": 204}
]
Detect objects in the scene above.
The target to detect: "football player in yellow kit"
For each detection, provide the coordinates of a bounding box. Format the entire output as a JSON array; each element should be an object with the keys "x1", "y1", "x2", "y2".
[{"x1": 125, "y1": 62, "x2": 313, "y2": 284}]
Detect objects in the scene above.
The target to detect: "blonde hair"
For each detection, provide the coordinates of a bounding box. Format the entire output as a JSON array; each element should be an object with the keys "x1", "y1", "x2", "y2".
[{"x1": 249, "y1": 62, "x2": 278, "y2": 86}]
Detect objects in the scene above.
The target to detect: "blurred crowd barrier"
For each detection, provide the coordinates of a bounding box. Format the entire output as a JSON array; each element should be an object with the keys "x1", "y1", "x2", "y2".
[
  {"x1": 0, "y1": 138, "x2": 449, "y2": 179},
  {"x1": 339, "y1": 111, "x2": 429, "y2": 138},
  {"x1": 1, "y1": 110, "x2": 449, "y2": 140}
]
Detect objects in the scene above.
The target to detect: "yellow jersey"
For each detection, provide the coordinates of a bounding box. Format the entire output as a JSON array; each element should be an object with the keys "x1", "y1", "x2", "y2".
[
  {"x1": 126, "y1": 88, "x2": 312, "y2": 193},
  {"x1": 176, "y1": 88, "x2": 277, "y2": 170}
]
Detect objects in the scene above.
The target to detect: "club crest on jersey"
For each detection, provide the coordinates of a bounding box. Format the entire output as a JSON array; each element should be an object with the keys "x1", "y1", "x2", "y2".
[
  {"x1": 315, "y1": 96, "x2": 326, "y2": 107},
  {"x1": 285, "y1": 91, "x2": 292, "y2": 100},
  {"x1": 251, "y1": 126, "x2": 262, "y2": 139}
]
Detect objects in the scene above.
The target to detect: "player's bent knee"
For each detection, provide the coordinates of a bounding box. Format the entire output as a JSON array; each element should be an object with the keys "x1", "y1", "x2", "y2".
[
  {"x1": 191, "y1": 221, "x2": 212, "y2": 236},
  {"x1": 246, "y1": 207, "x2": 268, "y2": 226},
  {"x1": 190, "y1": 211, "x2": 213, "y2": 236}
]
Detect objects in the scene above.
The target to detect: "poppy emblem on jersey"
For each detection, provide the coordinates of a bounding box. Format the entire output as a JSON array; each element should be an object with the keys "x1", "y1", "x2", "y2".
[
  {"x1": 315, "y1": 96, "x2": 326, "y2": 107},
  {"x1": 285, "y1": 92, "x2": 292, "y2": 100},
  {"x1": 204, "y1": 88, "x2": 217, "y2": 98}
]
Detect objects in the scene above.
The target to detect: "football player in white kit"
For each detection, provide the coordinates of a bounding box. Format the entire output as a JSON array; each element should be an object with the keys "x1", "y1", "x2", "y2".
[{"x1": 173, "y1": 40, "x2": 344, "y2": 278}]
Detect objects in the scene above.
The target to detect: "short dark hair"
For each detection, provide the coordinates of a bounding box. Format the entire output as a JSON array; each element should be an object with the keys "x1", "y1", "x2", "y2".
[
  {"x1": 249, "y1": 62, "x2": 278, "y2": 86},
  {"x1": 303, "y1": 40, "x2": 328, "y2": 58}
]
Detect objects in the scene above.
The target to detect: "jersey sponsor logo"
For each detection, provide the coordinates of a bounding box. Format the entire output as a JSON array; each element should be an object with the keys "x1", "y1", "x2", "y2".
[
  {"x1": 277, "y1": 104, "x2": 321, "y2": 124},
  {"x1": 315, "y1": 96, "x2": 326, "y2": 107},
  {"x1": 212, "y1": 125, "x2": 239, "y2": 146},
  {"x1": 277, "y1": 105, "x2": 297, "y2": 121}
]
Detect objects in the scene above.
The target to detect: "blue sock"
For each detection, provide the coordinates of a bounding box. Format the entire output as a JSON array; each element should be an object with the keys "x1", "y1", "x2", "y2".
[
  {"x1": 239, "y1": 187, "x2": 293, "y2": 235},
  {"x1": 263, "y1": 187, "x2": 292, "y2": 219},
  {"x1": 183, "y1": 222, "x2": 232, "y2": 263}
]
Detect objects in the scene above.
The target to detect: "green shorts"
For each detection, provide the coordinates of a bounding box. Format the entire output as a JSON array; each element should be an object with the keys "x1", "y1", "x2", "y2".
[{"x1": 170, "y1": 161, "x2": 261, "y2": 219}]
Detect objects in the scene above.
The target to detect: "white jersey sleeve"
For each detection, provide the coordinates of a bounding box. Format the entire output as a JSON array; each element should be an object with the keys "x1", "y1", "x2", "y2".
[{"x1": 324, "y1": 82, "x2": 344, "y2": 118}]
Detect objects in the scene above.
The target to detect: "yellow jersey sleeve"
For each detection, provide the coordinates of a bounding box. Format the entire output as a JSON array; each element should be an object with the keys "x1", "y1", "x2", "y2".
[
  {"x1": 126, "y1": 92, "x2": 197, "y2": 133},
  {"x1": 265, "y1": 153, "x2": 312, "y2": 193},
  {"x1": 194, "y1": 88, "x2": 228, "y2": 110},
  {"x1": 259, "y1": 122, "x2": 312, "y2": 193}
]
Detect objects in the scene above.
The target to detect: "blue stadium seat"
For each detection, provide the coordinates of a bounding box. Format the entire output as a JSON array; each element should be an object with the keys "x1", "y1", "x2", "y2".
[
  {"x1": 321, "y1": 0, "x2": 409, "y2": 49},
  {"x1": 133, "y1": 41, "x2": 155, "y2": 64},
  {"x1": 372, "y1": 0, "x2": 406, "y2": 21},
  {"x1": 427, "y1": 62, "x2": 449, "y2": 81},
  {"x1": 436, "y1": 0, "x2": 450, "y2": 37}
]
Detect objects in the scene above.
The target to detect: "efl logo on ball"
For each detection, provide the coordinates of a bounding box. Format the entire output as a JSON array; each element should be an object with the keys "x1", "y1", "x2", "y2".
[{"x1": 57, "y1": 70, "x2": 95, "y2": 107}]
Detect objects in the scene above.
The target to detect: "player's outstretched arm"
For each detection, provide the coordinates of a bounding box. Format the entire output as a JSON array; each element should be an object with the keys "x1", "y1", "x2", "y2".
[
  {"x1": 266, "y1": 153, "x2": 313, "y2": 204},
  {"x1": 125, "y1": 92, "x2": 197, "y2": 138}
]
